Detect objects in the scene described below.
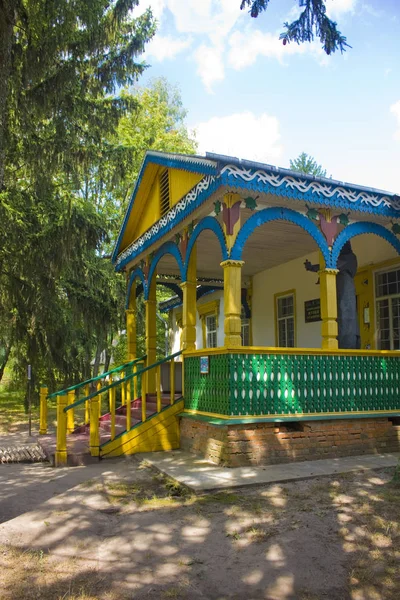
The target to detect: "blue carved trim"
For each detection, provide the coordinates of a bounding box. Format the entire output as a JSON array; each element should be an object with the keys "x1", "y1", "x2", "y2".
[
  {"x1": 184, "y1": 216, "x2": 229, "y2": 281},
  {"x1": 231, "y1": 207, "x2": 330, "y2": 265},
  {"x1": 115, "y1": 175, "x2": 219, "y2": 272},
  {"x1": 112, "y1": 153, "x2": 217, "y2": 264},
  {"x1": 125, "y1": 267, "x2": 147, "y2": 309},
  {"x1": 331, "y1": 222, "x2": 400, "y2": 267},
  {"x1": 146, "y1": 242, "x2": 184, "y2": 299},
  {"x1": 220, "y1": 166, "x2": 399, "y2": 218}
]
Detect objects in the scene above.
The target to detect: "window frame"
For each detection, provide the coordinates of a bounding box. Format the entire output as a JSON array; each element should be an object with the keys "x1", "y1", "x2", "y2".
[
  {"x1": 374, "y1": 266, "x2": 400, "y2": 350},
  {"x1": 274, "y1": 290, "x2": 296, "y2": 348},
  {"x1": 198, "y1": 300, "x2": 220, "y2": 349}
]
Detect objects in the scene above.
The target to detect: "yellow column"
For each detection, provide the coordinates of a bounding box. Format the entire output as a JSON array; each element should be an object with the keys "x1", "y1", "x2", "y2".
[
  {"x1": 66, "y1": 390, "x2": 75, "y2": 434},
  {"x1": 221, "y1": 260, "x2": 244, "y2": 348},
  {"x1": 55, "y1": 394, "x2": 67, "y2": 466},
  {"x1": 319, "y1": 268, "x2": 339, "y2": 350},
  {"x1": 39, "y1": 386, "x2": 48, "y2": 435},
  {"x1": 145, "y1": 276, "x2": 157, "y2": 393},
  {"x1": 181, "y1": 244, "x2": 197, "y2": 352},
  {"x1": 126, "y1": 280, "x2": 137, "y2": 360}
]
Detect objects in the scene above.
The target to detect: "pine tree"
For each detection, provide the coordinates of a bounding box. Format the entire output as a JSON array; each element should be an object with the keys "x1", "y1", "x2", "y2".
[
  {"x1": 290, "y1": 152, "x2": 327, "y2": 177},
  {"x1": 240, "y1": 0, "x2": 350, "y2": 55}
]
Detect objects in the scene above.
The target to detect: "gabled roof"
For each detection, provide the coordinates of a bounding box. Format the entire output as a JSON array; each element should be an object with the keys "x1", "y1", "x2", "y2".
[
  {"x1": 112, "y1": 150, "x2": 218, "y2": 263},
  {"x1": 113, "y1": 150, "x2": 400, "y2": 269}
]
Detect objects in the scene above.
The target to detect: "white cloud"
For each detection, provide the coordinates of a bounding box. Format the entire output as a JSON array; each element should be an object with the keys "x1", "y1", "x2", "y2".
[
  {"x1": 228, "y1": 29, "x2": 329, "y2": 69},
  {"x1": 194, "y1": 43, "x2": 225, "y2": 92},
  {"x1": 145, "y1": 34, "x2": 192, "y2": 61},
  {"x1": 325, "y1": 0, "x2": 357, "y2": 17},
  {"x1": 194, "y1": 111, "x2": 283, "y2": 163},
  {"x1": 390, "y1": 100, "x2": 400, "y2": 141}
]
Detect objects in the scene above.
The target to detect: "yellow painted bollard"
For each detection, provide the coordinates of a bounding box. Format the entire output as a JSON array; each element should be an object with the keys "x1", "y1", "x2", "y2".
[
  {"x1": 39, "y1": 386, "x2": 48, "y2": 435},
  {"x1": 121, "y1": 371, "x2": 126, "y2": 406},
  {"x1": 89, "y1": 392, "x2": 101, "y2": 457},
  {"x1": 141, "y1": 371, "x2": 147, "y2": 423},
  {"x1": 170, "y1": 360, "x2": 175, "y2": 405},
  {"x1": 156, "y1": 365, "x2": 162, "y2": 413},
  {"x1": 110, "y1": 386, "x2": 116, "y2": 441},
  {"x1": 55, "y1": 394, "x2": 68, "y2": 466},
  {"x1": 67, "y1": 390, "x2": 75, "y2": 434},
  {"x1": 84, "y1": 384, "x2": 90, "y2": 425}
]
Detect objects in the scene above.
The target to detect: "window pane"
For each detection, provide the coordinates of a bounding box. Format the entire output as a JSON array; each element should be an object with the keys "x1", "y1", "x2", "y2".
[
  {"x1": 377, "y1": 299, "x2": 390, "y2": 350},
  {"x1": 278, "y1": 320, "x2": 287, "y2": 347}
]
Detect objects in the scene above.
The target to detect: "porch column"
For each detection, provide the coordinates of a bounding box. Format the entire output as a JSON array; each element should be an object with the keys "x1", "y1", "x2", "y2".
[
  {"x1": 221, "y1": 259, "x2": 244, "y2": 347},
  {"x1": 145, "y1": 277, "x2": 157, "y2": 392},
  {"x1": 126, "y1": 280, "x2": 136, "y2": 360},
  {"x1": 181, "y1": 244, "x2": 197, "y2": 352},
  {"x1": 319, "y1": 268, "x2": 339, "y2": 350}
]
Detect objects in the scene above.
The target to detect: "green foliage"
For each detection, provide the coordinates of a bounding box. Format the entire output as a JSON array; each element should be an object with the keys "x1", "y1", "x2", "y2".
[
  {"x1": 290, "y1": 152, "x2": 327, "y2": 177},
  {"x1": 0, "y1": 5, "x2": 197, "y2": 394},
  {"x1": 240, "y1": 0, "x2": 350, "y2": 55},
  {"x1": 0, "y1": 0, "x2": 155, "y2": 392}
]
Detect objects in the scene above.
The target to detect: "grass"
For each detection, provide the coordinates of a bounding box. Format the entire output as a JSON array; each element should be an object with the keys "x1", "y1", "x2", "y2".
[{"x1": 0, "y1": 388, "x2": 36, "y2": 434}]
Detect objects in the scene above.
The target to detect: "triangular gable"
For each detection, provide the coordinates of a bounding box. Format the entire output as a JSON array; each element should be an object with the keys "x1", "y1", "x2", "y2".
[{"x1": 112, "y1": 151, "x2": 217, "y2": 263}]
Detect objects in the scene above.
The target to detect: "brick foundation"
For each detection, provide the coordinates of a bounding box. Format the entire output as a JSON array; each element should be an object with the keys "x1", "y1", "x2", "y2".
[{"x1": 180, "y1": 417, "x2": 400, "y2": 467}]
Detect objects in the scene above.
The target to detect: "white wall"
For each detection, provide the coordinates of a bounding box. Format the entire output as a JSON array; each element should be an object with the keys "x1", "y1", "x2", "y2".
[{"x1": 252, "y1": 251, "x2": 322, "y2": 348}]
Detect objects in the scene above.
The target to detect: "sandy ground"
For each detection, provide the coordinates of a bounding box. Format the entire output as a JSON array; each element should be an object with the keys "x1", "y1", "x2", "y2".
[{"x1": 0, "y1": 455, "x2": 399, "y2": 600}]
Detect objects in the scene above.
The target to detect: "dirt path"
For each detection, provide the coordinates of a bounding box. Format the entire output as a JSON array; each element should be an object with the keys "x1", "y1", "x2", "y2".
[{"x1": 0, "y1": 456, "x2": 398, "y2": 600}]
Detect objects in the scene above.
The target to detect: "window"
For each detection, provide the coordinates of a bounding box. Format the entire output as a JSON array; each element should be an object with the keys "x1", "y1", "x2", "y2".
[
  {"x1": 159, "y1": 168, "x2": 170, "y2": 216},
  {"x1": 241, "y1": 308, "x2": 250, "y2": 346},
  {"x1": 198, "y1": 300, "x2": 220, "y2": 349},
  {"x1": 375, "y1": 268, "x2": 400, "y2": 350},
  {"x1": 205, "y1": 314, "x2": 217, "y2": 348},
  {"x1": 275, "y1": 292, "x2": 295, "y2": 347}
]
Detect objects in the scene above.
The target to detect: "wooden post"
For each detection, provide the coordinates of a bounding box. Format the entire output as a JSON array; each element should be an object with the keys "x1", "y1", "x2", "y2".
[
  {"x1": 84, "y1": 384, "x2": 90, "y2": 425},
  {"x1": 221, "y1": 259, "x2": 244, "y2": 347},
  {"x1": 121, "y1": 371, "x2": 126, "y2": 406},
  {"x1": 141, "y1": 369, "x2": 147, "y2": 423},
  {"x1": 145, "y1": 277, "x2": 157, "y2": 393},
  {"x1": 170, "y1": 359, "x2": 175, "y2": 405},
  {"x1": 319, "y1": 268, "x2": 339, "y2": 350},
  {"x1": 181, "y1": 244, "x2": 197, "y2": 352},
  {"x1": 39, "y1": 386, "x2": 48, "y2": 435},
  {"x1": 110, "y1": 386, "x2": 116, "y2": 441},
  {"x1": 66, "y1": 390, "x2": 75, "y2": 434},
  {"x1": 156, "y1": 365, "x2": 162, "y2": 413},
  {"x1": 133, "y1": 362, "x2": 138, "y2": 400},
  {"x1": 125, "y1": 381, "x2": 131, "y2": 432},
  {"x1": 89, "y1": 383, "x2": 101, "y2": 457},
  {"x1": 126, "y1": 279, "x2": 137, "y2": 360},
  {"x1": 55, "y1": 394, "x2": 67, "y2": 466}
]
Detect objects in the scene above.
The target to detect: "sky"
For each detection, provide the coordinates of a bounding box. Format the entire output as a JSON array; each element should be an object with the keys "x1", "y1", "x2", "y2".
[{"x1": 134, "y1": 0, "x2": 400, "y2": 194}]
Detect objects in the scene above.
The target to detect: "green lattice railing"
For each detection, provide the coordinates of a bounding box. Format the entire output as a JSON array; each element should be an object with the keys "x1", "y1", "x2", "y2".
[{"x1": 184, "y1": 351, "x2": 400, "y2": 417}]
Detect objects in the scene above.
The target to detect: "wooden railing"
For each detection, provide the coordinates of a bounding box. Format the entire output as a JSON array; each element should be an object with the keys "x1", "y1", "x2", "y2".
[
  {"x1": 39, "y1": 355, "x2": 147, "y2": 436},
  {"x1": 53, "y1": 351, "x2": 182, "y2": 465}
]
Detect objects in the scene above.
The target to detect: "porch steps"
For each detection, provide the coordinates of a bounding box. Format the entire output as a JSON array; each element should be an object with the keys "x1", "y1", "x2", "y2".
[
  {"x1": 100, "y1": 398, "x2": 184, "y2": 458},
  {"x1": 38, "y1": 394, "x2": 182, "y2": 466}
]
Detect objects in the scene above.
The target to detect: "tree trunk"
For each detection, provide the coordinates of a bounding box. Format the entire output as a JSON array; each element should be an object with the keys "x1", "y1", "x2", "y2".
[{"x1": 0, "y1": 1, "x2": 15, "y2": 191}]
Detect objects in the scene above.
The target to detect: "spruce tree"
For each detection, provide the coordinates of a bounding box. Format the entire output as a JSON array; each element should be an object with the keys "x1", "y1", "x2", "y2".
[{"x1": 240, "y1": 0, "x2": 350, "y2": 55}]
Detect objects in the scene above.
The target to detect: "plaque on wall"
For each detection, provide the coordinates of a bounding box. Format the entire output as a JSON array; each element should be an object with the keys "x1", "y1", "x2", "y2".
[
  {"x1": 305, "y1": 299, "x2": 321, "y2": 323},
  {"x1": 200, "y1": 356, "x2": 209, "y2": 374}
]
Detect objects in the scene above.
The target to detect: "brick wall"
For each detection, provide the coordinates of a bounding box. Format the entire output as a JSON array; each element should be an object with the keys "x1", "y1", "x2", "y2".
[{"x1": 180, "y1": 417, "x2": 400, "y2": 467}]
